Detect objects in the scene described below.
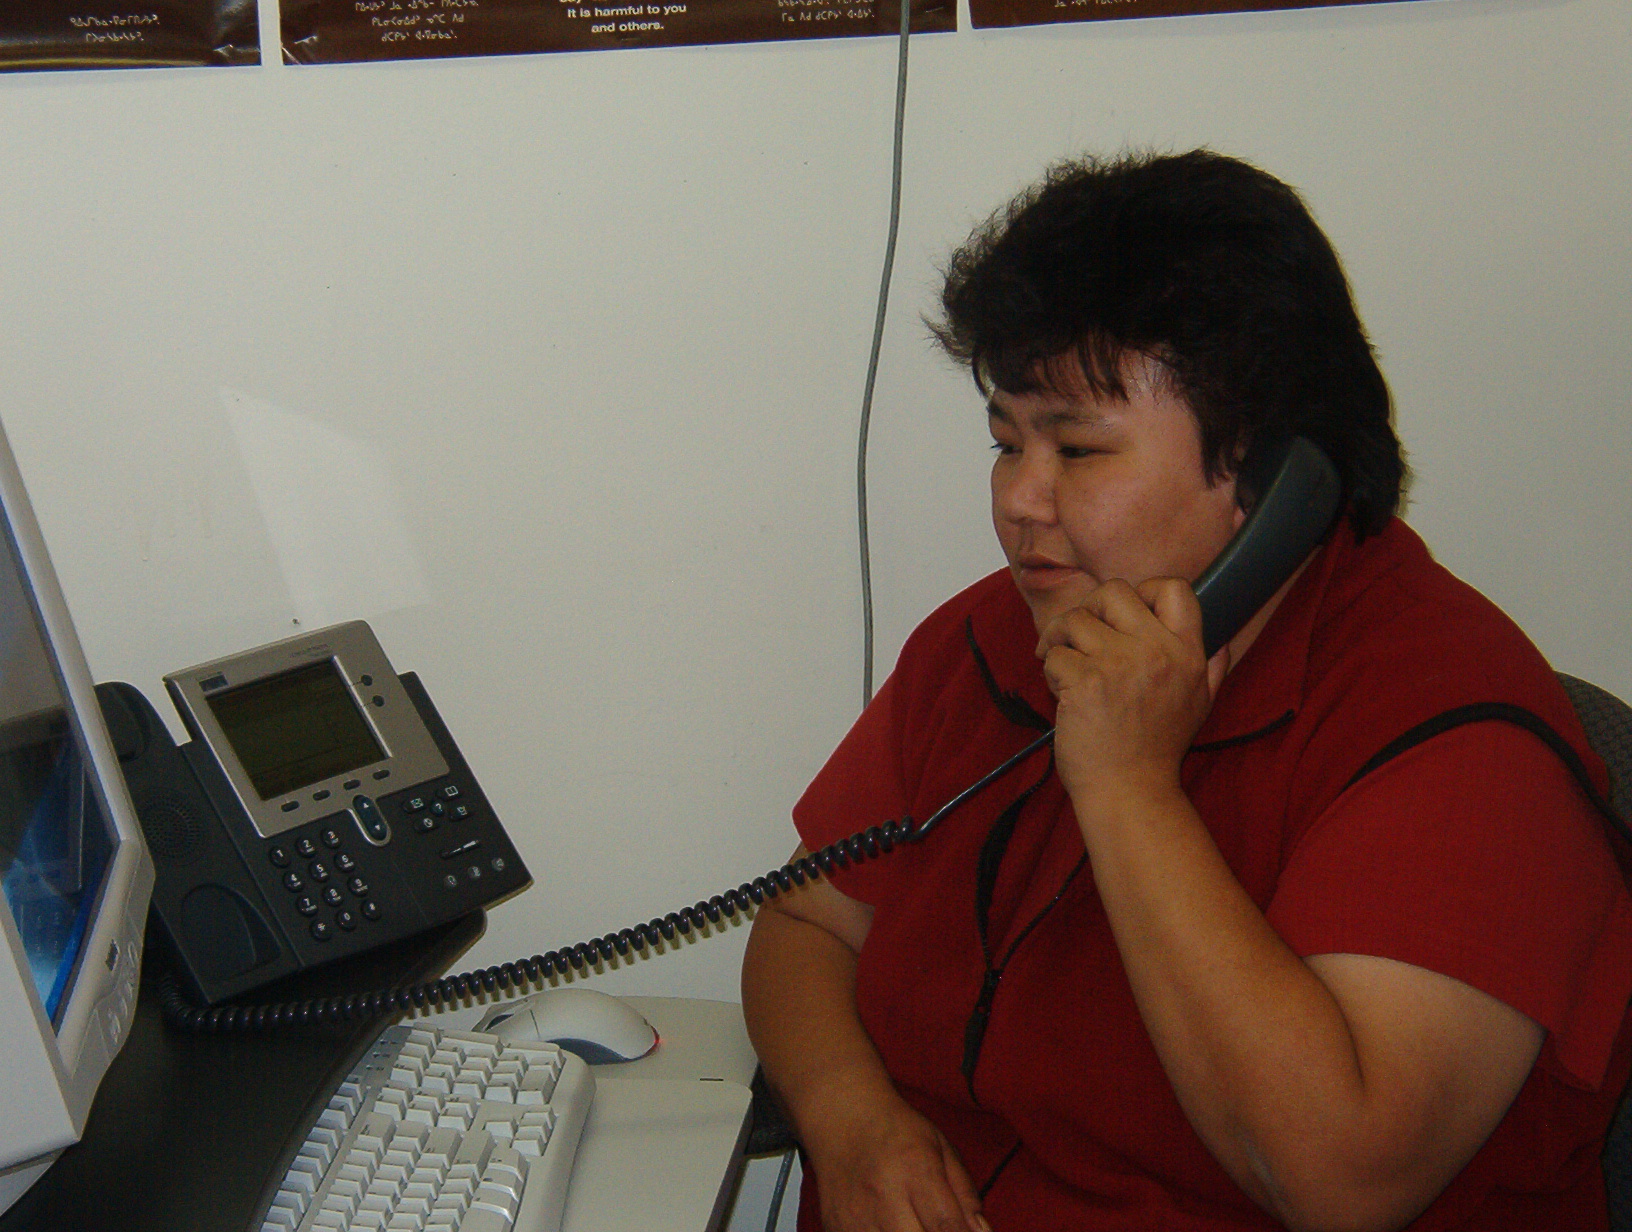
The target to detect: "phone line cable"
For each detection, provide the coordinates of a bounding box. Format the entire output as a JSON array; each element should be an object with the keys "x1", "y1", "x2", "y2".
[{"x1": 154, "y1": 728, "x2": 1056, "y2": 1036}]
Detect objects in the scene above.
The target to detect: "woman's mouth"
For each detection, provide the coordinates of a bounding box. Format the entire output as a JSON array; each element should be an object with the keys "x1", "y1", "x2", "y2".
[{"x1": 1014, "y1": 555, "x2": 1082, "y2": 590}]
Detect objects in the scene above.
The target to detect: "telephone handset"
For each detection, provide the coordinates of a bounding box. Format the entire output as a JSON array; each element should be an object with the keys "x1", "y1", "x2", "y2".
[
  {"x1": 156, "y1": 437, "x2": 1342, "y2": 1030},
  {"x1": 1193, "y1": 435, "x2": 1343, "y2": 658}
]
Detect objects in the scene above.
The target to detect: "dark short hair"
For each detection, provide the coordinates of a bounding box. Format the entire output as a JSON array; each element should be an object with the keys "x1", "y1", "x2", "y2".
[{"x1": 931, "y1": 149, "x2": 1405, "y2": 537}]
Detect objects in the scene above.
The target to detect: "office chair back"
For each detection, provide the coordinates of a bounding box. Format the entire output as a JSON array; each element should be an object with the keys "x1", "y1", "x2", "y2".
[{"x1": 1558, "y1": 673, "x2": 1632, "y2": 1231}]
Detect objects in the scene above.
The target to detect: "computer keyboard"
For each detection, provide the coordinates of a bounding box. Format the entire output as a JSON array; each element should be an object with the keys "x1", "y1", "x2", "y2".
[{"x1": 258, "y1": 1021, "x2": 595, "y2": 1232}]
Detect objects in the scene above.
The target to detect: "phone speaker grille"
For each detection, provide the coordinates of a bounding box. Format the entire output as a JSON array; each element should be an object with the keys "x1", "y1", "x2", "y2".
[{"x1": 136, "y1": 791, "x2": 210, "y2": 864}]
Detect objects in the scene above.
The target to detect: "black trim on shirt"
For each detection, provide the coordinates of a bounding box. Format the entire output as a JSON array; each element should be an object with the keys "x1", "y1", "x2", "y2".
[
  {"x1": 1191, "y1": 708, "x2": 1295, "y2": 754},
  {"x1": 979, "y1": 1138, "x2": 1024, "y2": 1201},
  {"x1": 965, "y1": 618, "x2": 1052, "y2": 734},
  {"x1": 1342, "y1": 702, "x2": 1628, "y2": 844}
]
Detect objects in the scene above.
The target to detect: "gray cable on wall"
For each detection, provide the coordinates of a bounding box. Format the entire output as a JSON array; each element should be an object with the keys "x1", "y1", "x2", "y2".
[{"x1": 855, "y1": 0, "x2": 914, "y2": 711}]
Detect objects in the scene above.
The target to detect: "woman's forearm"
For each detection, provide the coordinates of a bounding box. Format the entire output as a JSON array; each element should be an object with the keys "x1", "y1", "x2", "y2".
[
  {"x1": 742, "y1": 897, "x2": 990, "y2": 1232},
  {"x1": 741, "y1": 901, "x2": 901, "y2": 1143},
  {"x1": 1077, "y1": 783, "x2": 1369, "y2": 1218}
]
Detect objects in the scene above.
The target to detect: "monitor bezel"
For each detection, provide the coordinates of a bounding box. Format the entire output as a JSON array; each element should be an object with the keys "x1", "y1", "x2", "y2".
[{"x1": 0, "y1": 416, "x2": 153, "y2": 1138}]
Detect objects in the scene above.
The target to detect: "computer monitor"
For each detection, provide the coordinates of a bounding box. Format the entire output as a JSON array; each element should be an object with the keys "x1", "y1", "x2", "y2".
[{"x1": 0, "y1": 415, "x2": 153, "y2": 1215}]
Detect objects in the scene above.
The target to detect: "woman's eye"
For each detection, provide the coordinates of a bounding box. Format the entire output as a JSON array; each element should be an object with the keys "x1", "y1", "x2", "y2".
[
  {"x1": 989, "y1": 441, "x2": 1018, "y2": 456},
  {"x1": 1058, "y1": 445, "x2": 1100, "y2": 460}
]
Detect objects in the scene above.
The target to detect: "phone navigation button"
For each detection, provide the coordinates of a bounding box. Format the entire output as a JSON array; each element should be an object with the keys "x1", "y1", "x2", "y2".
[{"x1": 353, "y1": 794, "x2": 392, "y2": 845}]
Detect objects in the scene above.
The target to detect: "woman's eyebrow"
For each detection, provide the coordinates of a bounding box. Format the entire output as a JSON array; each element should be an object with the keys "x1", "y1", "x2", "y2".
[{"x1": 985, "y1": 401, "x2": 1111, "y2": 430}]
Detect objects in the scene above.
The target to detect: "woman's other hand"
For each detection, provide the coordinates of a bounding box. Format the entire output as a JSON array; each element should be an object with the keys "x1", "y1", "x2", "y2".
[
  {"x1": 742, "y1": 852, "x2": 990, "y2": 1232},
  {"x1": 802, "y1": 1090, "x2": 988, "y2": 1232}
]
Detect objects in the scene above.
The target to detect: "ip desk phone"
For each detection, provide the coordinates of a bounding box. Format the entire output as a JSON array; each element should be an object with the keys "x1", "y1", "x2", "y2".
[{"x1": 95, "y1": 622, "x2": 531, "y2": 1006}]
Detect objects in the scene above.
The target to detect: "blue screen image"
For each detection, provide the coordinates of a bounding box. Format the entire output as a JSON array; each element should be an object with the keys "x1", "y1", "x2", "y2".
[{"x1": 0, "y1": 716, "x2": 112, "y2": 1026}]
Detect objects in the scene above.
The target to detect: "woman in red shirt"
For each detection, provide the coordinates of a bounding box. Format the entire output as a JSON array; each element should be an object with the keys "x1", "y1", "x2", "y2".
[{"x1": 741, "y1": 150, "x2": 1632, "y2": 1232}]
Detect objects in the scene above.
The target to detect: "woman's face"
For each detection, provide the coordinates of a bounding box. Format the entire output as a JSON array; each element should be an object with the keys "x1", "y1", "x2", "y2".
[{"x1": 988, "y1": 356, "x2": 1245, "y2": 635}]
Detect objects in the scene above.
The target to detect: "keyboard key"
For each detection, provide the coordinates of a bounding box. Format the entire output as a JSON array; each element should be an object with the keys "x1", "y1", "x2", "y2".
[
  {"x1": 458, "y1": 1205, "x2": 516, "y2": 1232},
  {"x1": 518, "y1": 1066, "x2": 559, "y2": 1103},
  {"x1": 421, "y1": 1127, "x2": 460, "y2": 1170},
  {"x1": 320, "y1": 1187, "x2": 358, "y2": 1221},
  {"x1": 281, "y1": 1168, "x2": 317, "y2": 1202},
  {"x1": 452, "y1": 1130, "x2": 495, "y2": 1172}
]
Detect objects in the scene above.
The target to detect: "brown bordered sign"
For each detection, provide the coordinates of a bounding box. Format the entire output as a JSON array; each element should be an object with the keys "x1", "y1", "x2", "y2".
[
  {"x1": 0, "y1": 0, "x2": 258, "y2": 69},
  {"x1": 283, "y1": 0, "x2": 953, "y2": 63},
  {"x1": 972, "y1": 0, "x2": 1408, "y2": 25}
]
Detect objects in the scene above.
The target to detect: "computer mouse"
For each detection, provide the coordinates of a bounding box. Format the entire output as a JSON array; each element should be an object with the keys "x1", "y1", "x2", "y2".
[{"x1": 476, "y1": 988, "x2": 659, "y2": 1064}]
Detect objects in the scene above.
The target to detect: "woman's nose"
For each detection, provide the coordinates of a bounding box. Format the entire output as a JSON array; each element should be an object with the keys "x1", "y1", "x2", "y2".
[{"x1": 994, "y1": 450, "x2": 1057, "y2": 524}]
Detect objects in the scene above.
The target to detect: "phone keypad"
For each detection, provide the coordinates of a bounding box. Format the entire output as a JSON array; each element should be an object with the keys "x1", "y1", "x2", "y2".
[{"x1": 267, "y1": 821, "x2": 384, "y2": 944}]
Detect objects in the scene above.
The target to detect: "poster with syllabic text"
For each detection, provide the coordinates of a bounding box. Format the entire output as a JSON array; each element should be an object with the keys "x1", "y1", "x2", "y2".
[
  {"x1": 283, "y1": 0, "x2": 953, "y2": 64},
  {"x1": 972, "y1": 0, "x2": 1416, "y2": 27},
  {"x1": 0, "y1": 0, "x2": 257, "y2": 70}
]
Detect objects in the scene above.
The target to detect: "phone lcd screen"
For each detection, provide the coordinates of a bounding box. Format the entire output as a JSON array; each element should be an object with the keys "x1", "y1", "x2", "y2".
[{"x1": 206, "y1": 659, "x2": 385, "y2": 800}]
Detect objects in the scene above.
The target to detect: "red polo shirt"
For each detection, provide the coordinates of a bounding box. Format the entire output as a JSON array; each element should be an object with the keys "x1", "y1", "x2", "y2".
[{"x1": 792, "y1": 519, "x2": 1632, "y2": 1230}]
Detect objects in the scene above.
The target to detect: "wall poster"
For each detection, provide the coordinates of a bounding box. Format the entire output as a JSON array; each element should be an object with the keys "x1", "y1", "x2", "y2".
[
  {"x1": 0, "y1": 0, "x2": 257, "y2": 69},
  {"x1": 971, "y1": 0, "x2": 1411, "y2": 25},
  {"x1": 283, "y1": 0, "x2": 952, "y2": 63}
]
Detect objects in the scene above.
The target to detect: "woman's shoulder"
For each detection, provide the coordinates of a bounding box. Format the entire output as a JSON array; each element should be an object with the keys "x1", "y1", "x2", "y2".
[
  {"x1": 1312, "y1": 520, "x2": 1563, "y2": 708},
  {"x1": 1291, "y1": 518, "x2": 1602, "y2": 807}
]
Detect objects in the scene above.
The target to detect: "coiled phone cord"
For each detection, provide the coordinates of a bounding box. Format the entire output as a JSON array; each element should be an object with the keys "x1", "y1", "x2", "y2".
[{"x1": 158, "y1": 728, "x2": 1058, "y2": 1033}]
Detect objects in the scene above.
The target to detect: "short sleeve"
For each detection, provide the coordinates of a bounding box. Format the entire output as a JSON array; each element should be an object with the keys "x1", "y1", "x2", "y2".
[
  {"x1": 790, "y1": 674, "x2": 908, "y2": 907},
  {"x1": 1267, "y1": 720, "x2": 1632, "y2": 1089}
]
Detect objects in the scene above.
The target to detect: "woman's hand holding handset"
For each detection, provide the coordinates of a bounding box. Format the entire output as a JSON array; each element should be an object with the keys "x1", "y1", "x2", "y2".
[{"x1": 1037, "y1": 576, "x2": 1227, "y2": 814}]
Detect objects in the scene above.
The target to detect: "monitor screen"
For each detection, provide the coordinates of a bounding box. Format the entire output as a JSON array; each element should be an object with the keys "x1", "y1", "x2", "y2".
[
  {"x1": 0, "y1": 544, "x2": 114, "y2": 1029},
  {"x1": 204, "y1": 659, "x2": 386, "y2": 801}
]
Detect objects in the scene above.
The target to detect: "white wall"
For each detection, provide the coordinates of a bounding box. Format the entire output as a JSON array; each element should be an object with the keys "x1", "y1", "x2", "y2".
[{"x1": 1, "y1": 0, "x2": 1627, "y2": 1022}]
